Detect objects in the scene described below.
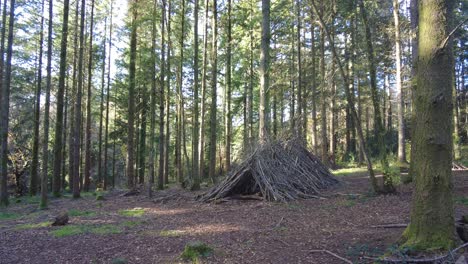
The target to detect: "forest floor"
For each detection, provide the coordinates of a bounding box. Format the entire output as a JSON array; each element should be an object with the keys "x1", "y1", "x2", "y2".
[{"x1": 2, "y1": 170, "x2": 468, "y2": 264}]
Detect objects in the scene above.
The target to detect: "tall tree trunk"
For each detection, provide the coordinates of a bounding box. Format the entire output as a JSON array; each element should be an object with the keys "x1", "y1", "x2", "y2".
[
  {"x1": 62, "y1": 74, "x2": 69, "y2": 191},
  {"x1": 52, "y1": 0, "x2": 70, "y2": 197},
  {"x1": 40, "y1": 0, "x2": 53, "y2": 209},
  {"x1": 30, "y1": 0, "x2": 45, "y2": 196},
  {"x1": 148, "y1": 0, "x2": 157, "y2": 196},
  {"x1": 259, "y1": 0, "x2": 270, "y2": 142},
  {"x1": 319, "y1": 24, "x2": 327, "y2": 164},
  {"x1": 104, "y1": 0, "x2": 113, "y2": 190},
  {"x1": 296, "y1": 0, "x2": 302, "y2": 140},
  {"x1": 84, "y1": 0, "x2": 95, "y2": 192},
  {"x1": 98, "y1": 19, "x2": 107, "y2": 188},
  {"x1": 224, "y1": 0, "x2": 232, "y2": 172},
  {"x1": 175, "y1": 0, "x2": 185, "y2": 184},
  {"x1": 310, "y1": 11, "x2": 318, "y2": 154},
  {"x1": 158, "y1": 0, "x2": 166, "y2": 190},
  {"x1": 0, "y1": 0, "x2": 15, "y2": 207},
  {"x1": 208, "y1": 0, "x2": 217, "y2": 181},
  {"x1": 359, "y1": 0, "x2": 394, "y2": 193},
  {"x1": 164, "y1": 0, "x2": 171, "y2": 185},
  {"x1": 191, "y1": 0, "x2": 200, "y2": 190},
  {"x1": 69, "y1": 0, "x2": 79, "y2": 193},
  {"x1": 198, "y1": 0, "x2": 208, "y2": 179},
  {"x1": 453, "y1": 68, "x2": 461, "y2": 159},
  {"x1": 329, "y1": 9, "x2": 336, "y2": 166},
  {"x1": 393, "y1": 0, "x2": 407, "y2": 164},
  {"x1": 402, "y1": 0, "x2": 455, "y2": 250},
  {"x1": 247, "y1": 0, "x2": 254, "y2": 149},
  {"x1": 138, "y1": 88, "x2": 147, "y2": 184},
  {"x1": 127, "y1": 0, "x2": 138, "y2": 190}
]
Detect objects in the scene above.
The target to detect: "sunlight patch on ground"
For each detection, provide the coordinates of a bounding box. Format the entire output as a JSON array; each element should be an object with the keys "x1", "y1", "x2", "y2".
[
  {"x1": 147, "y1": 208, "x2": 192, "y2": 216},
  {"x1": 332, "y1": 167, "x2": 369, "y2": 177},
  {"x1": 142, "y1": 223, "x2": 244, "y2": 237},
  {"x1": 118, "y1": 208, "x2": 146, "y2": 217}
]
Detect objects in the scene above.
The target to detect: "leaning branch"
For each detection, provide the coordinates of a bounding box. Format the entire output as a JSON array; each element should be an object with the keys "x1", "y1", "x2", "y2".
[
  {"x1": 310, "y1": 249, "x2": 353, "y2": 264},
  {"x1": 439, "y1": 17, "x2": 468, "y2": 50}
]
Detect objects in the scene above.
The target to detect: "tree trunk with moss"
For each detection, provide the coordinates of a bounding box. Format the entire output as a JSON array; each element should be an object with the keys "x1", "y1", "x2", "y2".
[{"x1": 402, "y1": 0, "x2": 455, "y2": 250}]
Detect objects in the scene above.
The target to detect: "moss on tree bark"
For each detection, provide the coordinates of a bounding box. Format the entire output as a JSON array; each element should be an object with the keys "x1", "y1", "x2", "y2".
[{"x1": 402, "y1": 0, "x2": 455, "y2": 251}]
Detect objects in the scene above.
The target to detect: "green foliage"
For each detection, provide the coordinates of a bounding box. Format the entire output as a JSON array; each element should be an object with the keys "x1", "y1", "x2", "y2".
[
  {"x1": 455, "y1": 196, "x2": 468, "y2": 206},
  {"x1": 0, "y1": 211, "x2": 20, "y2": 221},
  {"x1": 180, "y1": 241, "x2": 213, "y2": 262},
  {"x1": 459, "y1": 145, "x2": 468, "y2": 167},
  {"x1": 50, "y1": 225, "x2": 85, "y2": 237},
  {"x1": 118, "y1": 208, "x2": 145, "y2": 217},
  {"x1": 332, "y1": 167, "x2": 368, "y2": 177},
  {"x1": 383, "y1": 166, "x2": 401, "y2": 186},
  {"x1": 121, "y1": 220, "x2": 142, "y2": 228},
  {"x1": 111, "y1": 258, "x2": 127, "y2": 264},
  {"x1": 68, "y1": 209, "x2": 97, "y2": 217},
  {"x1": 159, "y1": 229, "x2": 183, "y2": 237},
  {"x1": 95, "y1": 194, "x2": 105, "y2": 201},
  {"x1": 91, "y1": 225, "x2": 121, "y2": 235},
  {"x1": 50, "y1": 224, "x2": 122, "y2": 237},
  {"x1": 15, "y1": 221, "x2": 50, "y2": 230},
  {"x1": 15, "y1": 196, "x2": 41, "y2": 205}
]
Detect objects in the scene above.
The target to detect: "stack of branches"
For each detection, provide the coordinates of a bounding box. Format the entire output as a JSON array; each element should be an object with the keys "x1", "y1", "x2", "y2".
[{"x1": 199, "y1": 140, "x2": 339, "y2": 202}]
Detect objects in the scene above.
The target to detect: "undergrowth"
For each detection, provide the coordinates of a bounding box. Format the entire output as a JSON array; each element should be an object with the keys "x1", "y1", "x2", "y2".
[
  {"x1": 15, "y1": 221, "x2": 49, "y2": 230},
  {"x1": 50, "y1": 224, "x2": 122, "y2": 237},
  {"x1": 181, "y1": 241, "x2": 213, "y2": 263},
  {"x1": 118, "y1": 208, "x2": 145, "y2": 217}
]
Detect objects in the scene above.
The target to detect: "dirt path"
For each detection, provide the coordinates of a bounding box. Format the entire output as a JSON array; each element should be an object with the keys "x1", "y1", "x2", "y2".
[{"x1": 1, "y1": 171, "x2": 468, "y2": 264}]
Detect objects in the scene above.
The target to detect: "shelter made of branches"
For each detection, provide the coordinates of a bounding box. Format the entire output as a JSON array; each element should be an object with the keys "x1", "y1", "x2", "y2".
[{"x1": 199, "y1": 140, "x2": 339, "y2": 202}]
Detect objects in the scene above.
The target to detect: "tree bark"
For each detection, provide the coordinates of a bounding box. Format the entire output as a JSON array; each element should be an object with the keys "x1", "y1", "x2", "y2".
[
  {"x1": 148, "y1": 0, "x2": 157, "y2": 196},
  {"x1": 175, "y1": 0, "x2": 185, "y2": 184},
  {"x1": 259, "y1": 0, "x2": 270, "y2": 142},
  {"x1": 0, "y1": 0, "x2": 16, "y2": 207},
  {"x1": 191, "y1": 0, "x2": 200, "y2": 190},
  {"x1": 30, "y1": 0, "x2": 45, "y2": 196},
  {"x1": 198, "y1": 0, "x2": 209, "y2": 179},
  {"x1": 68, "y1": 0, "x2": 79, "y2": 193},
  {"x1": 158, "y1": 0, "x2": 166, "y2": 190},
  {"x1": 127, "y1": 0, "x2": 138, "y2": 190},
  {"x1": 402, "y1": 0, "x2": 455, "y2": 250},
  {"x1": 84, "y1": 0, "x2": 95, "y2": 192},
  {"x1": 51, "y1": 0, "x2": 70, "y2": 197},
  {"x1": 208, "y1": 0, "x2": 217, "y2": 181},
  {"x1": 164, "y1": 0, "x2": 171, "y2": 185},
  {"x1": 98, "y1": 20, "x2": 107, "y2": 188},
  {"x1": 393, "y1": 0, "x2": 407, "y2": 164},
  {"x1": 40, "y1": 0, "x2": 53, "y2": 209},
  {"x1": 310, "y1": 11, "x2": 318, "y2": 154},
  {"x1": 224, "y1": 0, "x2": 232, "y2": 172}
]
